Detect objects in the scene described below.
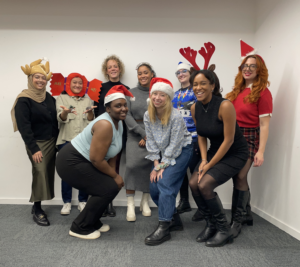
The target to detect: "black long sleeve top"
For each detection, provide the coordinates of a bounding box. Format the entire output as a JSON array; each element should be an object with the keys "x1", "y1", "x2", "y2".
[
  {"x1": 15, "y1": 92, "x2": 59, "y2": 154},
  {"x1": 94, "y1": 80, "x2": 130, "y2": 117}
]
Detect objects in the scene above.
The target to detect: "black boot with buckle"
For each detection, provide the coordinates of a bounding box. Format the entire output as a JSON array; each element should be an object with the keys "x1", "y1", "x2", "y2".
[
  {"x1": 107, "y1": 201, "x2": 116, "y2": 217},
  {"x1": 145, "y1": 221, "x2": 171, "y2": 246},
  {"x1": 205, "y1": 193, "x2": 233, "y2": 247},
  {"x1": 169, "y1": 212, "x2": 184, "y2": 232},
  {"x1": 231, "y1": 189, "x2": 250, "y2": 238},
  {"x1": 193, "y1": 195, "x2": 217, "y2": 242}
]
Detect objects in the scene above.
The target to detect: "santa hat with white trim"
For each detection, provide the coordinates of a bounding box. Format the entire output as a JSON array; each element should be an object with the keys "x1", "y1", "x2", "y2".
[
  {"x1": 147, "y1": 77, "x2": 174, "y2": 105},
  {"x1": 240, "y1": 40, "x2": 264, "y2": 62},
  {"x1": 104, "y1": 85, "x2": 135, "y2": 106}
]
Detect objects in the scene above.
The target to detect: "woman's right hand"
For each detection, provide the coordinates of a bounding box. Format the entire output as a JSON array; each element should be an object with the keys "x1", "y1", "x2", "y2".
[
  {"x1": 60, "y1": 105, "x2": 77, "y2": 115},
  {"x1": 139, "y1": 139, "x2": 146, "y2": 147},
  {"x1": 32, "y1": 151, "x2": 43, "y2": 163},
  {"x1": 114, "y1": 174, "x2": 124, "y2": 189},
  {"x1": 198, "y1": 160, "x2": 208, "y2": 182}
]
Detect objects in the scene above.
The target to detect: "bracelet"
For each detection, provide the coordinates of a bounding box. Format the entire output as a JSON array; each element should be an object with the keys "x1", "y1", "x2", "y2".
[
  {"x1": 154, "y1": 163, "x2": 169, "y2": 171},
  {"x1": 202, "y1": 159, "x2": 208, "y2": 162}
]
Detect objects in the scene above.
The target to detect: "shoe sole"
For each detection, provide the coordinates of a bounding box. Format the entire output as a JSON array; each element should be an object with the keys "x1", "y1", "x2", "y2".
[
  {"x1": 108, "y1": 214, "x2": 116, "y2": 217},
  {"x1": 177, "y1": 208, "x2": 192, "y2": 214},
  {"x1": 145, "y1": 234, "x2": 171, "y2": 246},
  {"x1": 69, "y1": 230, "x2": 100, "y2": 240},
  {"x1": 99, "y1": 226, "x2": 110, "y2": 233},
  {"x1": 192, "y1": 217, "x2": 204, "y2": 222},
  {"x1": 126, "y1": 216, "x2": 136, "y2": 222},
  {"x1": 60, "y1": 212, "x2": 70, "y2": 215},
  {"x1": 142, "y1": 211, "x2": 151, "y2": 217},
  {"x1": 205, "y1": 236, "x2": 234, "y2": 247}
]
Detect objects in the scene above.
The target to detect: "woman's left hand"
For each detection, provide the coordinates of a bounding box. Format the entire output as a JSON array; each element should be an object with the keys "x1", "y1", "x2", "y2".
[
  {"x1": 139, "y1": 139, "x2": 146, "y2": 147},
  {"x1": 83, "y1": 106, "x2": 97, "y2": 114},
  {"x1": 198, "y1": 164, "x2": 210, "y2": 183},
  {"x1": 150, "y1": 169, "x2": 157, "y2": 183},
  {"x1": 254, "y1": 151, "x2": 264, "y2": 167}
]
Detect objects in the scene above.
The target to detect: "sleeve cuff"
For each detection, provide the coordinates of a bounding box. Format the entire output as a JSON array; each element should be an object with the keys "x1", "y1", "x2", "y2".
[
  {"x1": 57, "y1": 112, "x2": 70, "y2": 123},
  {"x1": 259, "y1": 113, "x2": 272, "y2": 118},
  {"x1": 161, "y1": 157, "x2": 176, "y2": 166},
  {"x1": 145, "y1": 154, "x2": 161, "y2": 161},
  {"x1": 29, "y1": 145, "x2": 41, "y2": 155}
]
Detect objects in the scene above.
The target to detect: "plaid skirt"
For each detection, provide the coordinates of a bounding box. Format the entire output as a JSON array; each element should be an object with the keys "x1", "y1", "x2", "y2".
[{"x1": 240, "y1": 127, "x2": 260, "y2": 161}]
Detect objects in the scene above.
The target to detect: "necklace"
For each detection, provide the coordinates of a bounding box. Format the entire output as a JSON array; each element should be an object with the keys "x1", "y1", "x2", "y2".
[{"x1": 201, "y1": 101, "x2": 210, "y2": 113}]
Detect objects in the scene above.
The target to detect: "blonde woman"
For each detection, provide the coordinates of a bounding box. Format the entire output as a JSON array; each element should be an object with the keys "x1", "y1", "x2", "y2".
[
  {"x1": 94, "y1": 55, "x2": 129, "y2": 217},
  {"x1": 143, "y1": 78, "x2": 193, "y2": 246}
]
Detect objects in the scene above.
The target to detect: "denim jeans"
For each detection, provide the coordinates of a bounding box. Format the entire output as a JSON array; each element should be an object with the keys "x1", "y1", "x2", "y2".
[
  {"x1": 150, "y1": 144, "x2": 193, "y2": 221},
  {"x1": 58, "y1": 142, "x2": 89, "y2": 203}
]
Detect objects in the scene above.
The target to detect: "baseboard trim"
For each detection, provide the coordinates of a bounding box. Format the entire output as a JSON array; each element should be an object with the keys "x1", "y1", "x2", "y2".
[{"x1": 252, "y1": 205, "x2": 300, "y2": 241}]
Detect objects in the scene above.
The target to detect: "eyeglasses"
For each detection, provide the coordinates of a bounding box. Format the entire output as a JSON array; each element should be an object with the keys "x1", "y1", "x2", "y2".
[
  {"x1": 175, "y1": 69, "x2": 188, "y2": 76},
  {"x1": 240, "y1": 64, "x2": 257, "y2": 71}
]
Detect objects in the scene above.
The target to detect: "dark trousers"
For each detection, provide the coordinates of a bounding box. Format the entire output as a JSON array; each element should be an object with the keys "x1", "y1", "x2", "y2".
[
  {"x1": 56, "y1": 143, "x2": 119, "y2": 235},
  {"x1": 179, "y1": 141, "x2": 201, "y2": 200},
  {"x1": 58, "y1": 142, "x2": 89, "y2": 203}
]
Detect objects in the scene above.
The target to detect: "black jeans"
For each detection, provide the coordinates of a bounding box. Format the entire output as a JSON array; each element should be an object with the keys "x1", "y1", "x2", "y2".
[
  {"x1": 56, "y1": 143, "x2": 119, "y2": 235},
  {"x1": 179, "y1": 141, "x2": 201, "y2": 200}
]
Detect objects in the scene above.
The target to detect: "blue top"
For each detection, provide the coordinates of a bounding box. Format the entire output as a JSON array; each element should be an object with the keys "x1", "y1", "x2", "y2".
[
  {"x1": 144, "y1": 108, "x2": 192, "y2": 166},
  {"x1": 71, "y1": 112, "x2": 123, "y2": 162},
  {"x1": 172, "y1": 87, "x2": 197, "y2": 141}
]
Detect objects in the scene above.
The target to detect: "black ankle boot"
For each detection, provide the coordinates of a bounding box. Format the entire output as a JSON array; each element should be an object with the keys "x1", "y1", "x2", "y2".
[
  {"x1": 193, "y1": 195, "x2": 217, "y2": 242},
  {"x1": 205, "y1": 193, "x2": 233, "y2": 247},
  {"x1": 176, "y1": 198, "x2": 192, "y2": 214},
  {"x1": 169, "y1": 213, "x2": 183, "y2": 232},
  {"x1": 145, "y1": 221, "x2": 171, "y2": 246},
  {"x1": 107, "y1": 202, "x2": 116, "y2": 217},
  {"x1": 192, "y1": 209, "x2": 204, "y2": 222},
  {"x1": 231, "y1": 189, "x2": 250, "y2": 238}
]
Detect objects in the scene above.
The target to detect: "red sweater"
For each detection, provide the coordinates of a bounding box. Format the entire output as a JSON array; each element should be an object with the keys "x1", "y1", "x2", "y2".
[{"x1": 232, "y1": 87, "x2": 273, "y2": 128}]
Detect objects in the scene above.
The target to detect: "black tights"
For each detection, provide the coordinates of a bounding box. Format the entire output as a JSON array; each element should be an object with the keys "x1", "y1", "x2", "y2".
[
  {"x1": 189, "y1": 171, "x2": 219, "y2": 200},
  {"x1": 232, "y1": 159, "x2": 252, "y2": 191}
]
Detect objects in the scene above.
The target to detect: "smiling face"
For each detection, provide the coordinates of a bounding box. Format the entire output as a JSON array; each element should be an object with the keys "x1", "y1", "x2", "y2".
[
  {"x1": 192, "y1": 73, "x2": 215, "y2": 104},
  {"x1": 106, "y1": 98, "x2": 128, "y2": 121},
  {"x1": 138, "y1": 65, "x2": 153, "y2": 87},
  {"x1": 242, "y1": 57, "x2": 257, "y2": 84},
  {"x1": 70, "y1": 77, "x2": 83, "y2": 94},
  {"x1": 151, "y1": 91, "x2": 168, "y2": 109},
  {"x1": 177, "y1": 68, "x2": 191, "y2": 86},
  {"x1": 32, "y1": 73, "x2": 47, "y2": 90},
  {"x1": 106, "y1": 60, "x2": 120, "y2": 82}
]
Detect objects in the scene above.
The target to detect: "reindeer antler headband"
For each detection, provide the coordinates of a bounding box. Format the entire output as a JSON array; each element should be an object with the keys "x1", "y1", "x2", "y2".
[{"x1": 179, "y1": 42, "x2": 216, "y2": 70}]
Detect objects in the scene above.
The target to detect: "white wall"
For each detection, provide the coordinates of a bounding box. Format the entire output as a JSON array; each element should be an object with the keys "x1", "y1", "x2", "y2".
[{"x1": 249, "y1": 0, "x2": 300, "y2": 240}]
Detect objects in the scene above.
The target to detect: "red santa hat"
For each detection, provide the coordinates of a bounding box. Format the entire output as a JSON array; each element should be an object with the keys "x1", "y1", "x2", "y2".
[
  {"x1": 240, "y1": 40, "x2": 264, "y2": 62},
  {"x1": 104, "y1": 85, "x2": 135, "y2": 106},
  {"x1": 147, "y1": 77, "x2": 174, "y2": 105}
]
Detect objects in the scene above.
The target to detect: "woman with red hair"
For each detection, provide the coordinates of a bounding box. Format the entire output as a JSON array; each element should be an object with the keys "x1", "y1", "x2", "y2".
[
  {"x1": 56, "y1": 73, "x2": 97, "y2": 216},
  {"x1": 226, "y1": 54, "x2": 273, "y2": 238}
]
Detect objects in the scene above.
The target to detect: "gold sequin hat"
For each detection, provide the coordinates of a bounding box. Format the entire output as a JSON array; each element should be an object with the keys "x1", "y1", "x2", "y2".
[{"x1": 21, "y1": 57, "x2": 52, "y2": 81}]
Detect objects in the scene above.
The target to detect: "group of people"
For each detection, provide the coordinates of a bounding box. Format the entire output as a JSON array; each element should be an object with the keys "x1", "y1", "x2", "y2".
[{"x1": 11, "y1": 50, "x2": 272, "y2": 247}]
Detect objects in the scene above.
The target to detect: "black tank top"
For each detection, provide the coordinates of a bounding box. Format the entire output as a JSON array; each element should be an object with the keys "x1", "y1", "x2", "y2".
[{"x1": 195, "y1": 94, "x2": 246, "y2": 154}]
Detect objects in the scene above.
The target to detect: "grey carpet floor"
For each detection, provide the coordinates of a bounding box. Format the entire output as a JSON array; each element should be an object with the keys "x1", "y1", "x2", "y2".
[{"x1": 0, "y1": 205, "x2": 299, "y2": 267}]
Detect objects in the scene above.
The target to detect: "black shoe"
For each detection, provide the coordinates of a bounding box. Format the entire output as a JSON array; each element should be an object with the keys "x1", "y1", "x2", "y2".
[
  {"x1": 107, "y1": 202, "x2": 116, "y2": 217},
  {"x1": 192, "y1": 209, "x2": 204, "y2": 222},
  {"x1": 169, "y1": 213, "x2": 183, "y2": 232},
  {"x1": 192, "y1": 195, "x2": 216, "y2": 242},
  {"x1": 145, "y1": 221, "x2": 171, "y2": 246},
  {"x1": 176, "y1": 198, "x2": 192, "y2": 214},
  {"x1": 33, "y1": 213, "x2": 50, "y2": 226},
  {"x1": 231, "y1": 189, "x2": 250, "y2": 238},
  {"x1": 31, "y1": 206, "x2": 47, "y2": 217},
  {"x1": 102, "y1": 208, "x2": 108, "y2": 217},
  {"x1": 205, "y1": 193, "x2": 234, "y2": 247}
]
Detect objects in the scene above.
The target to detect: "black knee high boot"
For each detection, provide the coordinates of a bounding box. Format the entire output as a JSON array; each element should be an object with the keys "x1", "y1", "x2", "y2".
[
  {"x1": 193, "y1": 195, "x2": 217, "y2": 242},
  {"x1": 205, "y1": 193, "x2": 233, "y2": 247},
  {"x1": 245, "y1": 189, "x2": 253, "y2": 226},
  {"x1": 231, "y1": 189, "x2": 250, "y2": 238}
]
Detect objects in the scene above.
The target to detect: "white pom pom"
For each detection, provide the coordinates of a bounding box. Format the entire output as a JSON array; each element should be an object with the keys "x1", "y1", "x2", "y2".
[
  {"x1": 130, "y1": 97, "x2": 136, "y2": 101},
  {"x1": 147, "y1": 98, "x2": 150, "y2": 105}
]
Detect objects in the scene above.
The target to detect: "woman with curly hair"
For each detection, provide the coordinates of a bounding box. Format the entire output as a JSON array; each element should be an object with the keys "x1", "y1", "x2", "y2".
[
  {"x1": 226, "y1": 54, "x2": 273, "y2": 238},
  {"x1": 93, "y1": 55, "x2": 129, "y2": 217}
]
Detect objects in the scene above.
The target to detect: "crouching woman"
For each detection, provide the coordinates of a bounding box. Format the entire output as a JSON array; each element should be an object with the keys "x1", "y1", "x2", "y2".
[{"x1": 144, "y1": 78, "x2": 193, "y2": 246}]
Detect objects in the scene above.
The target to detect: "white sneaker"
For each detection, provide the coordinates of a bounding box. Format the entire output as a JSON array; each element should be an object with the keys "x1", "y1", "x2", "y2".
[
  {"x1": 140, "y1": 193, "x2": 151, "y2": 217},
  {"x1": 99, "y1": 224, "x2": 110, "y2": 232},
  {"x1": 69, "y1": 230, "x2": 100, "y2": 240},
  {"x1": 61, "y1": 203, "x2": 72, "y2": 215},
  {"x1": 126, "y1": 196, "x2": 136, "y2": 222},
  {"x1": 78, "y1": 202, "x2": 86, "y2": 212}
]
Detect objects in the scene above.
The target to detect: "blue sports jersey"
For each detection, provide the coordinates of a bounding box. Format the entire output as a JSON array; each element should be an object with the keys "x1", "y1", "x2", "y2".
[{"x1": 172, "y1": 87, "x2": 197, "y2": 141}]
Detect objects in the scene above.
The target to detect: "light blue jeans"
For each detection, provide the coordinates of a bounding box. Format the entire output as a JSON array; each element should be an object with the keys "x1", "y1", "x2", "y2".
[{"x1": 150, "y1": 144, "x2": 193, "y2": 221}]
